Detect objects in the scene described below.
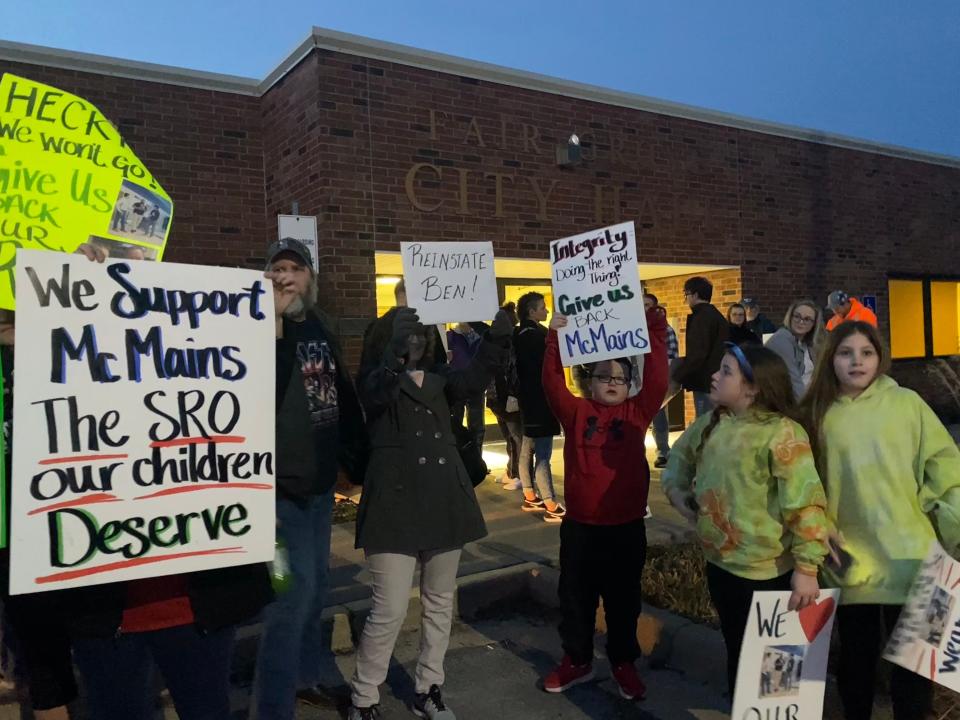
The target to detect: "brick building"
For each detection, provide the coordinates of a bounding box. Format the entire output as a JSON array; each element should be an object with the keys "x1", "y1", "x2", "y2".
[{"x1": 2, "y1": 28, "x2": 959, "y2": 424}]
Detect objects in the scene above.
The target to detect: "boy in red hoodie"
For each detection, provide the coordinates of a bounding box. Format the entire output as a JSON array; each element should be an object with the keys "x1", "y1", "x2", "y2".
[{"x1": 541, "y1": 306, "x2": 667, "y2": 701}]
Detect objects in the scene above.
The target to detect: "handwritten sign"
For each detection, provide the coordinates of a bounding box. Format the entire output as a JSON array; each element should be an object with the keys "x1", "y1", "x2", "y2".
[
  {"x1": 732, "y1": 590, "x2": 840, "y2": 720},
  {"x1": 400, "y1": 241, "x2": 498, "y2": 325},
  {"x1": 549, "y1": 221, "x2": 649, "y2": 367},
  {"x1": 0, "y1": 74, "x2": 173, "y2": 309},
  {"x1": 885, "y1": 541, "x2": 960, "y2": 691},
  {"x1": 9, "y1": 251, "x2": 274, "y2": 594}
]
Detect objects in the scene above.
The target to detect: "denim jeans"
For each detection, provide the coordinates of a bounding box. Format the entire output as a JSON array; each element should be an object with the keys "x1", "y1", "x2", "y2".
[
  {"x1": 73, "y1": 624, "x2": 235, "y2": 720},
  {"x1": 651, "y1": 408, "x2": 670, "y2": 458},
  {"x1": 693, "y1": 391, "x2": 714, "y2": 418},
  {"x1": 519, "y1": 435, "x2": 556, "y2": 502},
  {"x1": 254, "y1": 490, "x2": 335, "y2": 720},
  {"x1": 496, "y1": 417, "x2": 523, "y2": 479}
]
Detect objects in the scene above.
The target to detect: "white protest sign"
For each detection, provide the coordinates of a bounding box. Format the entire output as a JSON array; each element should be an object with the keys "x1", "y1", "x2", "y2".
[
  {"x1": 278, "y1": 215, "x2": 319, "y2": 273},
  {"x1": 10, "y1": 250, "x2": 275, "y2": 594},
  {"x1": 549, "y1": 221, "x2": 649, "y2": 367},
  {"x1": 885, "y1": 541, "x2": 960, "y2": 690},
  {"x1": 732, "y1": 590, "x2": 840, "y2": 720},
  {"x1": 400, "y1": 241, "x2": 498, "y2": 325}
]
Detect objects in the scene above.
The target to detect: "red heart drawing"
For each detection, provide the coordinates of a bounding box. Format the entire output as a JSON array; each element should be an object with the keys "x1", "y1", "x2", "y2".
[{"x1": 798, "y1": 597, "x2": 836, "y2": 643}]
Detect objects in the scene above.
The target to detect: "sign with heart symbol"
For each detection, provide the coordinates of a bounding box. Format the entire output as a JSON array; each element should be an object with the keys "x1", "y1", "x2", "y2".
[{"x1": 732, "y1": 589, "x2": 840, "y2": 720}]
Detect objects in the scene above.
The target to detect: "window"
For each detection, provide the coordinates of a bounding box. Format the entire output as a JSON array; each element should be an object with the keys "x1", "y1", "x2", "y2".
[{"x1": 888, "y1": 278, "x2": 960, "y2": 359}]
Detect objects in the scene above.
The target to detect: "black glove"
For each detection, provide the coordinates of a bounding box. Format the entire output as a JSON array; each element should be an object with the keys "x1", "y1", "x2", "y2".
[
  {"x1": 391, "y1": 307, "x2": 422, "y2": 355},
  {"x1": 490, "y1": 310, "x2": 513, "y2": 341}
]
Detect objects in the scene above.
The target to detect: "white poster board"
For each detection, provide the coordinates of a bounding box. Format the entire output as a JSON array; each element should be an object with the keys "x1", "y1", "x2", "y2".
[
  {"x1": 400, "y1": 241, "x2": 498, "y2": 325},
  {"x1": 732, "y1": 590, "x2": 840, "y2": 720},
  {"x1": 885, "y1": 541, "x2": 960, "y2": 689},
  {"x1": 278, "y1": 215, "x2": 319, "y2": 272},
  {"x1": 549, "y1": 221, "x2": 649, "y2": 367},
  {"x1": 10, "y1": 251, "x2": 276, "y2": 594}
]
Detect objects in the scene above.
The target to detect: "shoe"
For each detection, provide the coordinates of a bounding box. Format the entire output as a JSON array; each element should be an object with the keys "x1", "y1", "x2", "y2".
[
  {"x1": 543, "y1": 656, "x2": 594, "y2": 693},
  {"x1": 654, "y1": 456, "x2": 668, "y2": 469},
  {"x1": 296, "y1": 685, "x2": 338, "y2": 708},
  {"x1": 611, "y1": 662, "x2": 646, "y2": 701},
  {"x1": 348, "y1": 704, "x2": 382, "y2": 720},
  {"x1": 543, "y1": 503, "x2": 566, "y2": 523},
  {"x1": 501, "y1": 476, "x2": 522, "y2": 490},
  {"x1": 522, "y1": 497, "x2": 546, "y2": 512},
  {"x1": 413, "y1": 685, "x2": 456, "y2": 719}
]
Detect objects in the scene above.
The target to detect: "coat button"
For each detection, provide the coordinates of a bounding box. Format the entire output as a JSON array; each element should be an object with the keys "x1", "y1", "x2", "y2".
[
  {"x1": 414, "y1": 407, "x2": 420, "y2": 413},
  {"x1": 418, "y1": 457, "x2": 427, "y2": 465},
  {"x1": 416, "y1": 430, "x2": 423, "y2": 437},
  {"x1": 426, "y1": 409, "x2": 433, "y2": 415},
  {"x1": 438, "y1": 457, "x2": 447, "y2": 465},
  {"x1": 434, "y1": 432, "x2": 442, "y2": 439}
]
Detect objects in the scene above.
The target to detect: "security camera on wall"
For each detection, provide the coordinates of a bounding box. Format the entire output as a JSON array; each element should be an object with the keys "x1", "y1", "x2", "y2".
[{"x1": 556, "y1": 133, "x2": 583, "y2": 167}]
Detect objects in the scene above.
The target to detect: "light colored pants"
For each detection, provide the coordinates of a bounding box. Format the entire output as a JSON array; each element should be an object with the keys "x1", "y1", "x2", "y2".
[
  {"x1": 693, "y1": 391, "x2": 714, "y2": 418},
  {"x1": 350, "y1": 548, "x2": 462, "y2": 708},
  {"x1": 519, "y1": 435, "x2": 556, "y2": 502}
]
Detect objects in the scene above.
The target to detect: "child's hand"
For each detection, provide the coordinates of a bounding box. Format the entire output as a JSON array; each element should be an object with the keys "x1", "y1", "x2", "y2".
[
  {"x1": 666, "y1": 487, "x2": 697, "y2": 525},
  {"x1": 788, "y1": 571, "x2": 820, "y2": 611},
  {"x1": 550, "y1": 315, "x2": 568, "y2": 331}
]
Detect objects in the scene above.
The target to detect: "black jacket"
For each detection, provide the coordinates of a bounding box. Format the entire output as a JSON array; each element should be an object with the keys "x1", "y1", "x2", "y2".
[
  {"x1": 275, "y1": 310, "x2": 368, "y2": 499},
  {"x1": 354, "y1": 317, "x2": 502, "y2": 553},
  {"x1": 513, "y1": 320, "x2": 561, "y2": 438},
  {"x1": 746, "y1": 313, "x2": 777, "y2": 337},
  {"x1": 728, "y1": 323, "x2": 761, "y2": 346},
  {"x1": 673, "y1": 303, "x2": 729, "y2": 393}
]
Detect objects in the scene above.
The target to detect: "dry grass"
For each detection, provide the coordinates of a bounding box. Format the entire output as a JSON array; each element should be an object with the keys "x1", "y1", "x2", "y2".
[{"x1": 642, "y1": 542, "x2": 718, "y2": 626}]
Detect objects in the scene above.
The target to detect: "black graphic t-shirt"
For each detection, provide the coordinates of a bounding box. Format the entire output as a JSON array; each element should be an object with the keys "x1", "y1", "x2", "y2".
[{"x1": 286, "y1": 317, "x2": 340, "y2": 493}]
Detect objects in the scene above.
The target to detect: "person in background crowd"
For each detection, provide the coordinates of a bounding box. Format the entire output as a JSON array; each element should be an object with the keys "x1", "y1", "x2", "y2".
[
  {"x1": 486, "y1": 303, "x2": 524, "y2": 491},
  {"x1": 56, "y1": 243, "x2": 274, "y2": 720},
  {"x1": 644, "y1": 293, "x2": 679, "y2": 468},
  {"x1": 726, "y1": 303, "x2": 761, "y2": 346},
  {"x1": 765, "y1": 299, "x2": 824, "y2": 401},
  {"x1": 540, "y1": 304, "x2": 667, "y2": 701},
  {"x1": 663, "y1": 343, "x2": 828, "y2": 699},
  {"x1": 447, "y1": 322, "x2": 486, "y2": 450},
  {"x1": 254, "y1": 238, "x2": 368, "y2": 720},
  {"x1": 514, "y1": 292, "x2": 565, "y2": 523},
  {"x1": 742, "y1": 298, "x2": 778, "y2": 337},
  {"x1": 671, "y1": 277, "x2": 729, "y2": 418},
  {"x1": 802, "y1": 322, "x2": 960, "y2": 720},
  {"x1": 0, "y1": 308, "x2": 76, "y2": 720},
  {"x1": 825, "y1": 291, "x2": 878, "y2": 331},
  {"x1": 348, "y1": 307, "x2": 512, "y2": 720}
]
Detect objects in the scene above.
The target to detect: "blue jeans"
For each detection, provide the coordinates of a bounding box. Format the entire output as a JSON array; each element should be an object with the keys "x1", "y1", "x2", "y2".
[
  {"x1": 73, "y1": 624, "x2": 235, "y2": 720},
  {"x1": 651, "y1": 408, "x2": 670, "y2": 458},
  {"x1": 693, "y1": 391, "x2": 714, "y2": 418},
  {"x1": 254, "y1": 490, "x2": 335, "y2": 720},
  {"x1": 519, "y1": 435, "x2": 556, "y2": 502}
]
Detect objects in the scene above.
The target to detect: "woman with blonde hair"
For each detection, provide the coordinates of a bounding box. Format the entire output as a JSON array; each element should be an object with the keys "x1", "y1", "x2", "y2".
[{"x1": 764, "y1": 299, "x2": 824, "y2": 401}]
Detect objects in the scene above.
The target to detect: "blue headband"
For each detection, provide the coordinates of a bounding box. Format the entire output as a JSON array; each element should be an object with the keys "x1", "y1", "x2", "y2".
[{"x1": 724, "y1": 342, "x2": 755, "y2": 383}]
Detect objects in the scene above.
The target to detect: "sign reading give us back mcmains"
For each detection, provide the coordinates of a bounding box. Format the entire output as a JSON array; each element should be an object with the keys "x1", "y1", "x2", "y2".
[{"x1": 0, "y1": 74, "x2": 173, "y2": 309}]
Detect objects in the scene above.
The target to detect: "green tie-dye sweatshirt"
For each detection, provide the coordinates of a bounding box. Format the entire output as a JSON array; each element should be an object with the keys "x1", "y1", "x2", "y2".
[
  {"x1": 662, "y1": 411, "x2": 829, "y2": 580},
  {"x1": 818, "y1": 375, "x2": 960, "y2": 605}
]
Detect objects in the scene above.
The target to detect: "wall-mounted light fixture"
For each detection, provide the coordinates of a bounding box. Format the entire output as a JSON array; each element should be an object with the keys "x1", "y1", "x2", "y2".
[{"x1": 556, "y1": 133, "x2": 582, "y2": 167}]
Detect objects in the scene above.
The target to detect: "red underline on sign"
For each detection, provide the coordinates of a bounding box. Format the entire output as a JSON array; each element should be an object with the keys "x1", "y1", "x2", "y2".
[
  {"x1": 149, "y1": 436, "x2": 246, "y2": 448},
  {"x1": 39, "y1": 454, "x2": 129, "y2": 466},
  {"x1": 134, "y1": 483, "x2": 272, "y2": 500},
  {"x1": 34, "y1": 547, "x2": 245, "y2": 584},
  {"x1": 28, "y1": 493, "x2": 122, "y2": 516}
]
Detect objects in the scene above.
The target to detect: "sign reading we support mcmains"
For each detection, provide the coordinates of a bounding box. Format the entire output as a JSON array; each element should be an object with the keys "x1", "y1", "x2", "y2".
[
  {"x1": 0, "y1": 74, "x2": 173, "y2": 309},
  {"x1": 9, "y1": 251, "x2": 275, "y2": 595}
]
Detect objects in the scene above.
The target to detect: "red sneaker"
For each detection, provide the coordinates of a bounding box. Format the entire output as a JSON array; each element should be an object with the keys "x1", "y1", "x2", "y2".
[
  {"x1": 612, "y1": 662, "x2": 646, "y2": 701},
  {"x1": 543, "y1": 656, "x2": 594, "y2": 693}
]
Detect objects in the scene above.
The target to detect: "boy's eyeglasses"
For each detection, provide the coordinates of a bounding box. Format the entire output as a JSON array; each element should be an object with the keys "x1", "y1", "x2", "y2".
[{"x1": 592, "y1": 374, "x2": 629, "y2": 386}]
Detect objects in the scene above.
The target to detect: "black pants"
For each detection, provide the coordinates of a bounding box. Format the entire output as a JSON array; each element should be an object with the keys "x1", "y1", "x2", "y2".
[
  {"x1": 558, "y1": 518, "x2": 646, "y2": 666},
  {"x1": 836, "y1": 604, "x2": 932, "y2": 720},
  {"x1": 705, "y1": 563, "x2": 792, "y2": 697}
]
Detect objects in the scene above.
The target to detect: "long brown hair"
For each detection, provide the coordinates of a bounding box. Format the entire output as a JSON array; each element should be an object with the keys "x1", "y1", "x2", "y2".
[
  {"x1": 695, "y1": 344, "x2": 800, "y2": 461},
  {"x1": 800, "y1": 321, "x2": 890, "y2": 477}
]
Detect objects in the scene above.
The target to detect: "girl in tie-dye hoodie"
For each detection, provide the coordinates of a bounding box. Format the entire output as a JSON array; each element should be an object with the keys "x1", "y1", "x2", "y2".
[
  {"x1": 662, "y1": 342, "x2": 829, "y2": 697},
  {"x1": 803, "y1": 321, "x2": 960, "y2": 720}
]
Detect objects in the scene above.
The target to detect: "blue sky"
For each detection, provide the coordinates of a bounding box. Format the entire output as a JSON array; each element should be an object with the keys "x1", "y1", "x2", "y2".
[{"x1": 3, "y1": 1, "x2": 958, "y2": 157}]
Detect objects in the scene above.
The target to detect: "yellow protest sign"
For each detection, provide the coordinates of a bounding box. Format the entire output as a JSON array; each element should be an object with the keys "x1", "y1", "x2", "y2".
[{"x1": 0, "y1": 74, "x2": 172, "y2": 309}]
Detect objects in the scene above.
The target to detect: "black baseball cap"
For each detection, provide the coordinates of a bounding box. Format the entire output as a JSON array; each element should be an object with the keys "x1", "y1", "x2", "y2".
[{"x1": 265, "y1": 237, "x2": 313, "y2": 270}]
